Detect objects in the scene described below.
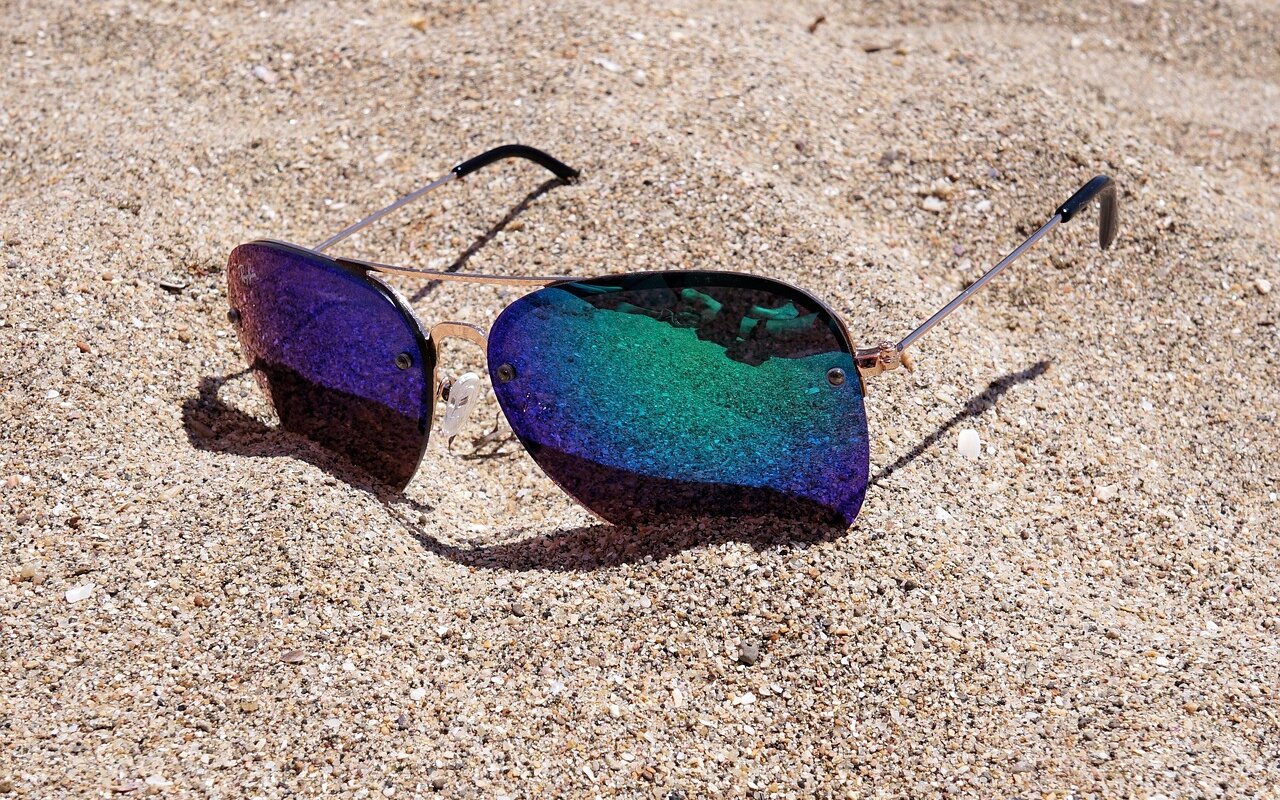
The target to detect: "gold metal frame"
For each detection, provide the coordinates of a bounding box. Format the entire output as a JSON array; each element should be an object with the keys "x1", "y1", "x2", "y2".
[
  {"x1": 428, "y1": 321, "x2": 488, "y2": 348},
  {"x1": 348, "y1": 252, "x2": 888, "y2": 382},
  {"x1": 341, "y1": 257, "x2": 569, "y2": 288},
  {"x1": 426, "y1": 321, "x2": 489, "y2": 404}
]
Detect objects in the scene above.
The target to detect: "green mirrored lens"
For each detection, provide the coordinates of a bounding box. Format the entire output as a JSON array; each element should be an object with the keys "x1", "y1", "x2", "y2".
[{"x1": 488, "y1": 272, "x2": 870, "y2": 526}]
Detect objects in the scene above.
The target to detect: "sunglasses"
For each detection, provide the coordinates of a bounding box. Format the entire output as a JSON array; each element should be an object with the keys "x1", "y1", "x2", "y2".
[{"x1": 224, "y1": 144, "x2": 1118, "y2": 527}]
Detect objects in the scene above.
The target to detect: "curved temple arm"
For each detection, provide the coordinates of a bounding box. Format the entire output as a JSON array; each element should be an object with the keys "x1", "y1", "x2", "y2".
[
  {"x1": 857, "y1": 175, "x2": 1118, "y2": 378},
  {"x1": 313, "y1": 144, "x2": 579, "y2": 254},
  {"x1": 1056, "y1": 175, "x2": 1118, "y2": 248}
]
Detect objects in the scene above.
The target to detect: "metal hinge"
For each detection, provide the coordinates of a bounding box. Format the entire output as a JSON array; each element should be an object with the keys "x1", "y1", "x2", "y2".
[{"x1": 855, "y1": 340, "x2": 915, "y2": 379}]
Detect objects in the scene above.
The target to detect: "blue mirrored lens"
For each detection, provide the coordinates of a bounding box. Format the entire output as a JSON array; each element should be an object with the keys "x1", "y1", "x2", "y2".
[
  {"x1": 227, "y1": 242, "x2": 433, "y2": 489},
  {"x1": 488, "y1": 272, "x2": 870, "y2": 526}
]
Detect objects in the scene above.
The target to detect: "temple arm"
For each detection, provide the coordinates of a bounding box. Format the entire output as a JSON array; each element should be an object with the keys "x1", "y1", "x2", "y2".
[
  {"x1": 313, "y1": 144, "x2": 579, "y2": 253},
  {"x1": 856, "y1": 175, "x2": 1118, "y2": 378}
]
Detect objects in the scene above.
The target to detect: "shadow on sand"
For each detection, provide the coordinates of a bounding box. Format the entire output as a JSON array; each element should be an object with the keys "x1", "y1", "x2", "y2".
[{"x1": 183, "y1": 361, "x2": 1050, "y2": 572}]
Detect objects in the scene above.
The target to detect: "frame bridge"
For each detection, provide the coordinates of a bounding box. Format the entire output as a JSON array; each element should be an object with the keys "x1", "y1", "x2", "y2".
[
  {"x1": 429, "y1": 321, "x2": 488, "y2": 350},
  {"x1": 428, "y1": 322, "x2": 490, "y2": 406}
]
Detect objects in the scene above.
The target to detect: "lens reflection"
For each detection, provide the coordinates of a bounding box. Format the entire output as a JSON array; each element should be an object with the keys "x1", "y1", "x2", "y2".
[
  {"x1": 226, "y1": 242, "x2": 433, "y2": 490},
  {"x1": 488, "y1": 272, "x2": 870, "y2": 526}
]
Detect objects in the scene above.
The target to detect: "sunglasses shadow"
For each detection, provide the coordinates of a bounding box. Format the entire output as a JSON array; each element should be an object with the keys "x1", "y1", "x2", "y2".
[
  {"x1": 183, "y1": 360, "x2": 1050, "y2": 573},
  {"x1": 181, "y1": 371, "x2": 433, "y2": 515},
  {"x1": 867, "y1": 359, "x2": 1051, "y2": 492},
  {"x1": 385, "y1": 359, "x2": 1052, "y2": 572},
  {"x1": 408, "y1": 177, "x2": 568, "y2": 302}
]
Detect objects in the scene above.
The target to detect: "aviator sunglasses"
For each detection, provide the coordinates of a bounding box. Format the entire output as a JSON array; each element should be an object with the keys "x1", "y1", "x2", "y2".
[{"x1": 225, "y1": 144, "x2": 1118, "y2": 527}]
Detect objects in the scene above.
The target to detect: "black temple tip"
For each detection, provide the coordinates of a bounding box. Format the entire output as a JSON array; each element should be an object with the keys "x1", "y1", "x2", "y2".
[
  {"x1": 451, "y1": 144, "x2": 580, "y2": 183},
  {"x1": 1056, "y1": 175, "x2": 1118, "y2": 250}
]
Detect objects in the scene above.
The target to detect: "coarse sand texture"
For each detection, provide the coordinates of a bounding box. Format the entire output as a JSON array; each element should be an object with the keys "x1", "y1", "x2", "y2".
[{"x1": 2, "y1": 0, "x2": 1279, "y2": 797}]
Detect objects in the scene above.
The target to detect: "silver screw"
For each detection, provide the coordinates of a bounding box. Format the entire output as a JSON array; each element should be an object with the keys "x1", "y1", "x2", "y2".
[
  {"x1": 826, "y1": 367, "x2": 846, "y2": 387},
  {"x1": 496, "y1": 363, "x2": 516, "y2": 383},
  {"x1": 395, "y1": 352, "x2": 413, "y2": 370}
]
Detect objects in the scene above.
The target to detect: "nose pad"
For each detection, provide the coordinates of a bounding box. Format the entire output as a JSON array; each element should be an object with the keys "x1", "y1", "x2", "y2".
[{"x1": 438, "y1": 372, "x2": 483, "y2": 446}]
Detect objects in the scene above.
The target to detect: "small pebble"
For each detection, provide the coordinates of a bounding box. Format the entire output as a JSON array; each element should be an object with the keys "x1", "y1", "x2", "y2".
[
  {"x1": 252, "y1": 65, "x2": 278, "y2": 84},
  {"x1": 958, "y1": 428, "x2": 981, "y2": 459},
  {"x1": 922, "y1": 196, "x2": 946, "y2": 213},
  {"x1": 65, "y1": 583, "x2": 95, "y2": 603},
  {"x1": 280, "y1": 649, "x2": 306, "y2": 665},
  {"x1": 1256, "y1": 278, "x2": 1272, "y2": 295},
  {"x1": 736, "y1": 641, "x2": 760, "y2": 666}
]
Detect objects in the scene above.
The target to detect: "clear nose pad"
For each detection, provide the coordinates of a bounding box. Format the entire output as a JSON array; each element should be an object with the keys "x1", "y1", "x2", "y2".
[{"x1": 438, "y1": 372, "x2": 483, "y2": 447}]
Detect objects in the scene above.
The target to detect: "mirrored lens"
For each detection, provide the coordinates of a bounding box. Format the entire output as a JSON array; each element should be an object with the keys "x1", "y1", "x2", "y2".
[
  {"x1": 488, "y1": 272, "x2": 870, "y2": 526},
  {"x1": 226, "y1": 242, "x2": 433, "y2": 490}
]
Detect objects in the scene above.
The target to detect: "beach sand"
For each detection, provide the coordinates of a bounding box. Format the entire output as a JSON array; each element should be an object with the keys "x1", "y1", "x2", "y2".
[{"x1": 2, "y1": 0, "x2": 1279, "y2": 796}]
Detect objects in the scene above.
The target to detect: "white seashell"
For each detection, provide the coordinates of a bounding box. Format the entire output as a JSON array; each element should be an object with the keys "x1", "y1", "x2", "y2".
[{"x1": 66, "y1": 583, "x2": 96, "y2": 603}]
